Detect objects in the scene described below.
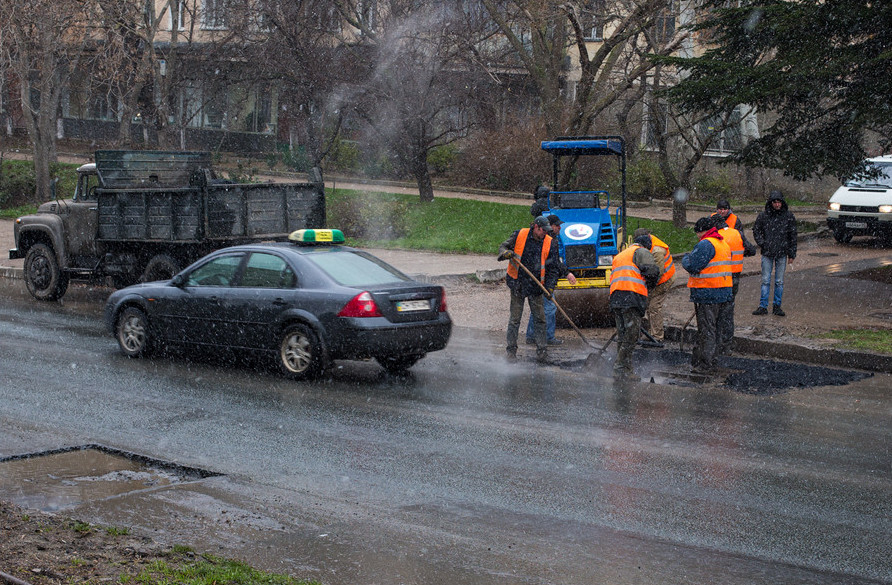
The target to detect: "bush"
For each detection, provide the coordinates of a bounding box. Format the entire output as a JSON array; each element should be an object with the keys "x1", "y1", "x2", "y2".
[
  {"x1": 427, "y1": 144, "x2": 458, "y2": 175},
  {"x1": 449, "y1": 116, "x2": 551, "y2": 192},
  {"x1": 327, "y1": 190, "x2": 409, "y2": 240},
  {"x1": 693, "y1": 170, "x2": 734, "y2": 202},
  {"x1": 626, "y1": 155, "x2": 668, "y2": 201},
  {"x1": 280, "y1": 144, "x2": 310, "y2": 172},
  {"x1": 0, "y1": 160, "x2": 78, "y2": 207}
]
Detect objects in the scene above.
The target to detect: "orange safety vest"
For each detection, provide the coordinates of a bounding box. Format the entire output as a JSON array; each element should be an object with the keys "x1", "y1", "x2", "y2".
[
  {"x1": 506, "y1": 228, "x2": 553, "y2": 282},
  {"x1": 609, "y1": 245, "x2": 648, "y2": 297},
  {"x1": 719, "y1": 226, "x2": 744, "y2": 274},
  {"x1": 688, "y1": 236, "x2": 733, "y2": 289},
  {"x1": 650, "y1": 235, "x2": 676, "y2": 285},
  {"x1": 711, "y1": 211, "x2": 739, "y2": 230}
]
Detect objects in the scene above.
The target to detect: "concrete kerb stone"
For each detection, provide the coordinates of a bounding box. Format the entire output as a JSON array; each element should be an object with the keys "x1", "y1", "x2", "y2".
[
  {"x1": 1, "y1": 266, "x2": 22, "y2": 280},
  {"x1": 665, "y1": 326, "x2": 892, "y2": 374}
]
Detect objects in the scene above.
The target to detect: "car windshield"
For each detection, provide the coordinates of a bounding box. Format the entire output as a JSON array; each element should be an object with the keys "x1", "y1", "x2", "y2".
[
  {"x1": 305, "y1": 250, "x2": 410, "y2": 286},
  {"x1": 847, "y1": 162, "x2": 892, "y2": 187}
]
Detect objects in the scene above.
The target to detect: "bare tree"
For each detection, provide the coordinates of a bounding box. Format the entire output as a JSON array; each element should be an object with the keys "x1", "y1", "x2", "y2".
[
  {"x1": 0, "y1": 0, "x2": 97, "y2": 201},
  {"x1": 336, "y1": 0, "x2": 493, "y2": 202}
]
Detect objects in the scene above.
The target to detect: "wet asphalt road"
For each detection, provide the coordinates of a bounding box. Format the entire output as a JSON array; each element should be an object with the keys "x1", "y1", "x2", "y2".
[{"x1": 0, "y1": 279, "x2": 889, "y2": 585}]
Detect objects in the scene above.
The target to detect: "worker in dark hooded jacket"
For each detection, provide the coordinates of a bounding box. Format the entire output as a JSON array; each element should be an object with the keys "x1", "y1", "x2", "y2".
[
  {"x1": 608, "y1": 233, "x2": 659, "y2": 380},
  {"x1": 530, "y1": 185, "x2": 552, "y2": 218},
  {"x1": 752, "y1": 190, "x2": 797, "y2": 316},
  {"x1": 682, "y1": 217, "x2": 733, "y2": 373}
]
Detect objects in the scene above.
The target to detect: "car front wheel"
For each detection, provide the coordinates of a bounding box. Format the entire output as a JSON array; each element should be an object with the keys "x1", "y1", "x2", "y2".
[
  {"x1": 116, "y1": 307, "x2": 152, "y2": 357},
  {"x1": 277, "y1": 323, "x2": 325, "y2": 380},
  {"x1": 377, "y1": 354, "x2": 423, "y2": 374}
]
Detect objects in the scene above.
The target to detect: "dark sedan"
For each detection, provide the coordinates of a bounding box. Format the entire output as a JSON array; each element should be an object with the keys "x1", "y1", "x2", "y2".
[{"x1": 104, "y1": 229, "x2": 452, "y2": 378}]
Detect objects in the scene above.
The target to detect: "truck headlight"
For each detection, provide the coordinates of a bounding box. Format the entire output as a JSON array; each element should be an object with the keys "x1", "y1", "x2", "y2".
[
  {"x1": 598, "y1": 255, "x2": 613, "y2": 266},
  {"x1": 828, "y1": 202, "x2": 841, "y2": 211},
  {"x1": 879, "y1": 205, "x2": 892, "y2": 214}
]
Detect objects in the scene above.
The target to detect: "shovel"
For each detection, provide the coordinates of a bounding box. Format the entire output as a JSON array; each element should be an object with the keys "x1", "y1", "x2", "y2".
[{"x1": 509, "y1": 257, "x2": 612, "y2": 361}]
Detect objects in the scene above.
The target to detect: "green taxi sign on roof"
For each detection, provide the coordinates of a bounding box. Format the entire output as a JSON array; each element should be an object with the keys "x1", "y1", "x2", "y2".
[{"x1": 288, "y1": 228, "x2": 345, "y2": 244}]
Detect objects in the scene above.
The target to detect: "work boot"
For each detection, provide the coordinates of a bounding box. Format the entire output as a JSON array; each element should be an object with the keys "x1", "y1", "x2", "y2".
[
  {"x1": 547, "y1": 338, "x2": 563, "y2": 346},
  {"x1": 772, "y1": 305, "x2": 785, "y2": 316},
  {"x1": 752, "y1": 306, "x2": 768, "y2": 315},
  {"x1": 506, "y1": 349, "x2": 517, "y2": 362},
  {"x1": 536, "y1": 350, "x2": 549, "y2": 364}
]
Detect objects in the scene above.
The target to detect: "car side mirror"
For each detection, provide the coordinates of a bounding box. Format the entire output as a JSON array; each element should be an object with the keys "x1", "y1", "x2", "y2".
[{"x1": 170, "y1": 274, "x2": 187, "y2": 288}]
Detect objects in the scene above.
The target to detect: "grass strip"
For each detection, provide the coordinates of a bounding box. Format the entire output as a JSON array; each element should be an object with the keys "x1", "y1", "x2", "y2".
[
  {"x1": 817, "y1": 329, "x2": 892, "y2": 355},
  {"x1": 328, "y1": 188, "x2": 699, "y2": 255}
]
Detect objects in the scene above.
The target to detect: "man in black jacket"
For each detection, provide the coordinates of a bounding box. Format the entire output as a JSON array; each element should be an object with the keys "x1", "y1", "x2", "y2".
[
  {"x1": 498, "y1": 216, "x2": 561, "y2": 363},
  {"x1": 752, "y1": 190, "x2": 797, "y2": 316}
]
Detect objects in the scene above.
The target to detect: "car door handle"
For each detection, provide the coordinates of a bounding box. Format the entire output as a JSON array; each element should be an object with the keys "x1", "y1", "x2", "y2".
[
  {"x1": 272, "y1": 298, "x2": 287, "y2": 306},
  {"x1": 209, "y1": 295, "x2": 220, "y2": 304}
]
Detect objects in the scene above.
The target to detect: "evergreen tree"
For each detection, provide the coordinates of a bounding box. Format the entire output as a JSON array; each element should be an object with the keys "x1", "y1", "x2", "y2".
[{"x1": 659, "y1": 0, "x2": 892, "y2": 181}]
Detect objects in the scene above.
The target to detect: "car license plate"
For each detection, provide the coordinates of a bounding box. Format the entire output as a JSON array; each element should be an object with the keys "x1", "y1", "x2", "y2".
[
  {"x1": 845, "y1": 221, "x2": 868, "y2": 229},
  {"x1": 396, "y1": 300, "x2": 429, "y2": 312}
]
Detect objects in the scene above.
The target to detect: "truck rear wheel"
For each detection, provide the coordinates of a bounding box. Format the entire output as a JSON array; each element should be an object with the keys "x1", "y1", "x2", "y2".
[
  {"x1": 142, "y1": 254, "x2": 181, "y2": 282},
  {"x1": 24, "y1": 243, "x2": 69, "y2": 301}
]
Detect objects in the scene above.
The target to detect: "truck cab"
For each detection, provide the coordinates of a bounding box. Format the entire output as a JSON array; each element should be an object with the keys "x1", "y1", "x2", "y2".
[{"x1": 827, "y1": 155, "x2": 892, "y2": 243}]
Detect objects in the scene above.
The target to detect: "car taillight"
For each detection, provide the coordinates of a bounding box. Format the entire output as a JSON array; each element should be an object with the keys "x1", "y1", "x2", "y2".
[
  {"x1": 338, "y1": 291, "x2": 383, "y2": 317},
  {"x1": 438, "y1": 288, "x2": 447, "y2": 312}
]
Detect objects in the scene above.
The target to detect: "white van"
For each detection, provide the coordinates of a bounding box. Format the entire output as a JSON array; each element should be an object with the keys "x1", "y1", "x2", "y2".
[{"x1": 827, "y1": 155, "x2": 892, "y2": 243}]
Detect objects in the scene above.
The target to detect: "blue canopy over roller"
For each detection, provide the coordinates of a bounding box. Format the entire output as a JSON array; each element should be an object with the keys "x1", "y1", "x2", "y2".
[{"x1": 539, "y1": 138, "x2": 624, "y2": 157}]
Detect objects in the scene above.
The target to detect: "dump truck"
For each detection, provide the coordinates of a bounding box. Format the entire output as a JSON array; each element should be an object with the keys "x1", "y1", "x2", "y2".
[
  {"x1": 536, "y1": 136, "x2": 628, "y2": 324},
  {"x1": 10, "y1": 150, "x2": 326, "y2": 301}
]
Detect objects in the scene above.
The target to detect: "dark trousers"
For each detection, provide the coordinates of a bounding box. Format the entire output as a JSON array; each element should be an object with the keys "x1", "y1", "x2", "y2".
[
  {"x1": 508, "y1": 290, "x2": 546, "y2": 355},
  {"x1": 719, "y1": 275, "x2": 740, "y2": 354},
  {"x1": 612, "y1": 307, "x2": 643, "y2": 375},
  {"x1": 693, "y1": 301, "x2": 732, "y2": 370}
]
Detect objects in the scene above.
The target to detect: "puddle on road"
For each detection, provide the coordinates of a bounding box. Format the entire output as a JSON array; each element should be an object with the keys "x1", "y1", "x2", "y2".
[{"x1": 0, "y1": 445, "x2": 219, "y2": 512}]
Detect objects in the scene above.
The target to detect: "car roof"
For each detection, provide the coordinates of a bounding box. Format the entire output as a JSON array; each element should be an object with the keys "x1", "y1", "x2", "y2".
[{"x1": 216, "y1": 241, "x2": 359, "y2": 257}]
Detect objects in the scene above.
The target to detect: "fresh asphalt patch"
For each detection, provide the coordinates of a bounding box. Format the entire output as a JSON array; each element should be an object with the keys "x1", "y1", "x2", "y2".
[{"x1": 627, "y1": 349, "x2": 872, "y2": 395}]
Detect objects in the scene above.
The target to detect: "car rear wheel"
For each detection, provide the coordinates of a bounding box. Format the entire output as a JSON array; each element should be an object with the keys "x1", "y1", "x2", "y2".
[
  {"x1": 277, "y1": 323, "x2": 324, "y2": 380},
  {"x1": 377, "y1": 354, "x2": 423, "y2": 374},
  {"x1": 24, "y1": 243, "x2": 69, "y2": 301},
  {"x1": 116, "y1": 307, "x2": 152, "y2": 357},
  {"x1": 833, "y1": 227, "x2": 854, "y2": 244}
]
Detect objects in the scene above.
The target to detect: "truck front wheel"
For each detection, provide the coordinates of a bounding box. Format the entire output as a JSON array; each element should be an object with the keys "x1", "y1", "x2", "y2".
[
  {"x1": 24, "y1": 243, "x2": 69, "y2": 301},
  {"x1": 142, "y1": 254, "x2": 181, "y2": 283}
]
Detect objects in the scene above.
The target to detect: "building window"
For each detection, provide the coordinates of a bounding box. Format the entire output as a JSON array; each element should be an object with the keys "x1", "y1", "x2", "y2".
[
  {"x1": 701, "y1": 107, "x2": 744, "y2": 156},
  {"x1": 202, "y1": 0, "x2": 228, "y2": 30},
  {"x1": 169, "y1": 0, "x2": 187, "y2": 31},
  {"x1": 653, "y1": 0, "x2": 676, "y2": 45},
  {"x1": 584, "y1": 0, "x2": 605, "y2": 41},
  {"x1": 642, "y1": 100, "x2": 668, "y2": 150}
]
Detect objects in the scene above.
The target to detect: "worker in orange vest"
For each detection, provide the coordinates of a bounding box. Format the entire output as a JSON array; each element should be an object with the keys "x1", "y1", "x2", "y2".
[
  {"x1": 634, "y1": 228, "x2": 676, "y2": 344},
  {"x1": 498, "y1": 216, "x2": 561, "y2": 363},
  {"x1": 682, "y1": 217, "x2": 733, "y2": 374},
  {"x1": 713, "y1": 215, "x2": 756, "y2": 355},
  {"x1": 711, "y1": 200, "x2": 739, "y2": 230},
  {"x1": 608, "y1": 232, "x2": 659, "y2": 380}
]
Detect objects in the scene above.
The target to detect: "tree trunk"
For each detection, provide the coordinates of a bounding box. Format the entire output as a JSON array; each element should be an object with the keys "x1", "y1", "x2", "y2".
[
  {"x1": 672, "y1": 198, "x2": 687, "y2": 229},
  {"x1": 412, "y1": 154, "x2": 434, "y2": 203}
]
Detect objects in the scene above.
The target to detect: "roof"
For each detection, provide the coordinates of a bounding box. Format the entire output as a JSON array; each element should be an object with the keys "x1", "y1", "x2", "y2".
[{"x1": 540, "y1": 138, "x2": 624, "y2": 156}]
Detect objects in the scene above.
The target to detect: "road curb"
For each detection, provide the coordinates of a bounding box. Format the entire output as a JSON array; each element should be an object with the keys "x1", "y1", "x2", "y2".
[
  {"x1": 665, "y1": 326, "x2": 891, "y2": 374},
  {"x1": 0, "y1": 266, "x2": 22, "y2": 280}
]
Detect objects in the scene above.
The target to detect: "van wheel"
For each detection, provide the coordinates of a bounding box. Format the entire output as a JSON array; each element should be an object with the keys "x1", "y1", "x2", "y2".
[
  {"x1": 833, "y1": 228, "x2": 853, "y2": 244},
  {"x1": 24, "y1": 243, "x2": 69, "y2": 301},
  {"x1": 277, "y1": 323, "x2": 325, "y2": 380},
  {"x1": 142, "y1": 254, "x2": 181, "y2": 282}
]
